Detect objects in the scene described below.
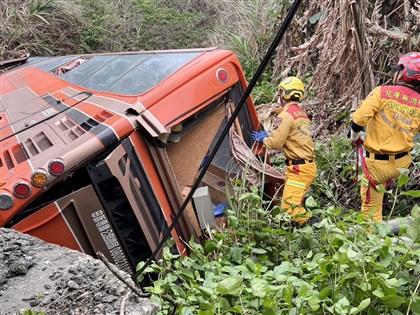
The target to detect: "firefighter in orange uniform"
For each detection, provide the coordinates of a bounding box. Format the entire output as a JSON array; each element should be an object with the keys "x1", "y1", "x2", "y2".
[
  {"x1": 350, "y1": 52, "x2": 420, "y2": 221},
  {"x1": 252, "y1": 77, "x2": 318, "y2": 226}
]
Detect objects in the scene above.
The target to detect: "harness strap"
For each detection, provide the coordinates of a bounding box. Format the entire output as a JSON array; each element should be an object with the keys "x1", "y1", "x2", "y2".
[{"x1": 354, "y1": 145, "x2": 392, "y2": 203}]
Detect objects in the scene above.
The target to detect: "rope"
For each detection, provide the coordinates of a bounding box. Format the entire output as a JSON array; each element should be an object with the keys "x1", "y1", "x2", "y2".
[{"x1": 354, "y1": 143, "x2": 392, "y2": 204}]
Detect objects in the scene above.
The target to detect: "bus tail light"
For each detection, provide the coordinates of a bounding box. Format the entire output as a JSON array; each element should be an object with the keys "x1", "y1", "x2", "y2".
[
  {"x1": 216, "y1": 68, "x2": 229, "y2": 83},
  {"x1": 48, "y1": 159, "x2": 65, "y2": 176},
  {"x1": 32, "y1": 169, "x2": 49, "y2": 187},
  {"x1": 13, "y1": 182, "x2": 31, "y2": 198}
]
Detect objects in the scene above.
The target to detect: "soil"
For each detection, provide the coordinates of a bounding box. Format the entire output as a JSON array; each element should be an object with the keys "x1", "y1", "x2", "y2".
[{"x1": 0, "y1": 228, "x2": 159, "y2": 315}]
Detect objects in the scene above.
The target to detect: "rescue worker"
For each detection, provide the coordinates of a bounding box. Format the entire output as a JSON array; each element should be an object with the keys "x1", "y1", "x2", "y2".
[
  {"x1": 350, "y1": 52, "x2": 420, "y2": 221},
  {"x1": 251, "y1": 76, "x2": 318, "y2": 226}
]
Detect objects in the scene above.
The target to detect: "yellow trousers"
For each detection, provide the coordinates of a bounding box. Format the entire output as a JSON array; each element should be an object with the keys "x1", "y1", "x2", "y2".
[
  {"x1": 281, "y1": 162, "x2": 317, "y2": 225},
  {"x1": 361, "y1": 153, "x2": 412, "y2": 221}
]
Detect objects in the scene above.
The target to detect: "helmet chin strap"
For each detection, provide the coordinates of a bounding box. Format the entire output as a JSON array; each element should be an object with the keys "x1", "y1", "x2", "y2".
[
  {"x1": 280, "y1": 95, "x2": 296, "y2": 106},
  {"x1": 279, "y1": 96, "x2": 287, "y2": 106}
]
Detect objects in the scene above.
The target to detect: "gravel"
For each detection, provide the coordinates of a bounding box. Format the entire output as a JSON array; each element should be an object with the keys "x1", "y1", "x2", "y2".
[{"x1": 0, "y1": 228, "x2": 159, "y2": 315}]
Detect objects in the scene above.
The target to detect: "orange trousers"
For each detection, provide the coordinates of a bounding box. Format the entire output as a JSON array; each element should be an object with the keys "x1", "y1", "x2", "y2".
[
  {"x1": 281, "y1": 162, "x2": 317, "y2": 225},
  {"x1": 361, "y1": 153, "x2": 412, "y2": 221}
]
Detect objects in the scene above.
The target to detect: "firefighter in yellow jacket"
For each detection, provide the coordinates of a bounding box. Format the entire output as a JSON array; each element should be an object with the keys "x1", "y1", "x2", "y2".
[
  {"x1": 252, "y1": 77, "x2": 318, "y2": 226},
  {"x1": 350, "y1": 52, "x2": 420, "y2": 221}
]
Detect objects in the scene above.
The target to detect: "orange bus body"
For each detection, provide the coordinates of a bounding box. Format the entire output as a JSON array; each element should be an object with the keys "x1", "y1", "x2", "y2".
[{"x1": 0, "y1": 48, "x2": 261, "y2": 273}]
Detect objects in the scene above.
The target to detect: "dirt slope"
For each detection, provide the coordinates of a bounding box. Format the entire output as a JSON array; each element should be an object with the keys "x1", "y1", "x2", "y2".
[{"x1": 0, "y1": 228, "x2": 159, "y2": 315}]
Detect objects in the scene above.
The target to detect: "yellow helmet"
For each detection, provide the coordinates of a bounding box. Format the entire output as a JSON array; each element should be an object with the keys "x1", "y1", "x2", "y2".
[{"x1": 278, "y1": 76, "x2": 304, "y2": 102}]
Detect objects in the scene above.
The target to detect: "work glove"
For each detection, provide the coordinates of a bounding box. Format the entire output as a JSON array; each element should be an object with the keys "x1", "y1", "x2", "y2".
[
  {"x1": 349, "y1": 129, "x2": 364, "y2": 148},
  {"x1": 251, "y1": 130, "x2": 269, "y2": 143}
]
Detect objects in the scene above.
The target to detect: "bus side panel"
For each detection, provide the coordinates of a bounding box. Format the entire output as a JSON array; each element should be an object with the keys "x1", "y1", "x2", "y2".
[
  {"x1": 12, "y1": 185, "x2": 133, "y2": 274},
  {"x1": 11, "y1": 203, "x2": 83, "y2": 252},
  {"x1": 128, "y1": 132, "x2": 190, "y2": 255},
  {"x1": 95, "y1": 134, "x2": 187, "y2": 258}
]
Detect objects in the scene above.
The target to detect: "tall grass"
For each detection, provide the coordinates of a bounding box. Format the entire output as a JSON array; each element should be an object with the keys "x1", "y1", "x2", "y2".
[
  {"x1": 208, "y1": 0, "x2": 286, "y2": 77},
  {"x1": 1, "y1": 0, "x2": 217, "y2": 60},
  {"x1": 1, "y1": 0, "x2": 85, "y2": 59}
]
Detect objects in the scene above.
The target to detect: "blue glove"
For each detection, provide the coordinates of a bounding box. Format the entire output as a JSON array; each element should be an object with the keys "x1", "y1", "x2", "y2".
[{"x1": 251, "y1": 130, "x2": 268, "y2": 143}]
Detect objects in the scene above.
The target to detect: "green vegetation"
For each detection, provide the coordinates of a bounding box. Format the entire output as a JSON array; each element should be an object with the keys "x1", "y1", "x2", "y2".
[
  {"x1": 313, "y1": 139, "x2": 419, "y2": 218},
  {"x1": 140, "y1": 211, "x2": 420, "y2": 315},
  {"x1": 137, "y1": 138, "x2": 419, "y2": 314},
  {"x1": 208, "y1": 0, "x2": 289, "y2": 105},
  {"x1": 1, "y1": 0, "x2": 85, "y2": 57},
  {"x1": 1, "y1": 0, "x2": 215, "y2": 59},
  {"x1": 128, "y1": 0, "x2": 213, "y2": 50},
  {"x1": 2, "y1": 1, "x2": 419, "y2": 313}
]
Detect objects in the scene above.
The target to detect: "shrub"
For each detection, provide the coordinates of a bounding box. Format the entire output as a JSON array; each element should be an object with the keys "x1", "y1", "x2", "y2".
[
  {"x1": 312, "y1": 138, "x2": 419, "y2": 218},
  {"x1": 138, "y1": 192, "x2": 420, "y2": 314}
]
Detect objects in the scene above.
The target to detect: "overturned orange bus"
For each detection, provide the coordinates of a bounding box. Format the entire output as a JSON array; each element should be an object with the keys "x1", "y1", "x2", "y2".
[{"x1": 0, "y1": 48, "x2": 282, "y2": 273}]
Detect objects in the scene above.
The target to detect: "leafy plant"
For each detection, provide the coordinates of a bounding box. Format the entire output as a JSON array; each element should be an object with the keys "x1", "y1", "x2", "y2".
[
  {"x1": 139, "y1": 168, "x2": 420, "y2": 314},
  {"x1": 28, "y1": 0, "x2": 54, "y2": 24},
  {"x1": 208, "y1": 0, "x2": 286, "y2": 83},
  {"x1": 129, "y1": 0, "x2": 213, "y2": 51},
  {"x1": 251, "y1": 75, "x2": 278, "y2": 105},
  {"x1": 310, "y1": 137, "x2": 419, "y2": 219},
  {"x1": 1, "y1": 0, "x2": 85, "y2": 59},
  {"x1": 308, "y1": 136, "x2": 356, "y2": 211}
]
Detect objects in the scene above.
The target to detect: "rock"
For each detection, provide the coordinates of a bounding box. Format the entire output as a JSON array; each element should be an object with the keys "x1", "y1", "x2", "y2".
[
  {"x1": 8, "y1": 261, "x2": 29, "y2": 276},
  {"x1": 387, "y1": 216, "x2": 412, "y2": 235},
  {"x1": 0, "y1": 228, "x2": 159, "y2": 315}
]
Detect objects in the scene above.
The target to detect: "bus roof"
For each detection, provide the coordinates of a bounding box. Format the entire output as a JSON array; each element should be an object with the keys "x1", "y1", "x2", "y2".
[
  {"x1": 1, "y1": 48, "x2": 246, "y2": 138},
  {"x1": 0, "y1": 47, "x2": 258, "y2": 226}
]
